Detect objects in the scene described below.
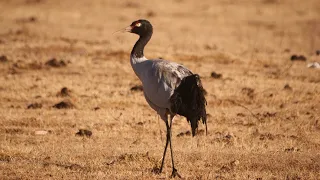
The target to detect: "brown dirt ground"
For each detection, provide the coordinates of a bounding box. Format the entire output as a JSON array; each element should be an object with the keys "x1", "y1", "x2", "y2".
[{"x1": 0, "y1": 0, "x2": 320, "y2": 179}]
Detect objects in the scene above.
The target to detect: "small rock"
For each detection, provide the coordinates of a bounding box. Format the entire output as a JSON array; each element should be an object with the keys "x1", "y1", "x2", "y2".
[
  {"x1": 307, "y1": 62, "x2": 320, "y2": 69},
  {"x1": 230, "y1": 160, "x2": 240, "y2": 166},
  {"x1": 279, "y1": 103, "x2": 285, "y2": 108},
  {"x1": 105, "y1": 160, "x2": 115, "y2": 166},
  {"x1": 177, "y1": 130, "x2": 191, "y2": 137},
  {"x1": 60, "y1": 87, "x2": 70, "y2": 96},
  {"x1": 29, "y1": 16, "x2": 37, "y2": 22},
  {"x1": 237, "y1": 113, "x2": 246, "y2": 117},
  {"x1": 57, "y1": 87, "x2": 71, "y2": 97},
  {"x1": 34, "y1": 130, "x2": 48, "y2": 135},
  {"x1": 210, "y1": 71, "x2": 222, "y2": 79},
  {"x1": 185, "y1": 130, "x2": 191, "y2": 136},
  {"x1": 130, "y1": 85, "x2": 143, "y2": 92},
  {"x1": 290, "y1": 55, "x2": 306, "y2": 61},
  {"x1": 177, "y1": 132, "x2": 185, "y2": 137},
  {"x1": 27, "y1": 103, "x2": 42, "y2": 109},
  {"x1": 0, "y1": 55, "x2": 8, "y2": 62},
  {"x1": 284, "y1": 147, "x2": 300, "y2": 152},
  {"x1": 136, "y1": 122, "x2": 144, "y2": 125},
  {"x1": 241, "y1": 87, "x2": 255, "y2": 98},
  {"x1": 283, "y1": 84, "x2": 293, "y2": 91},
  {"x1": 45, "y1": 58, "x2": 67, "y2": 67},
  {"x1": 93, "y1": 107, "x2": 100, "y2": 111},
  {"x1": 53, "y1": 100, "x2": 74, "y2": 109},
  {"x1": 75, "y1": 129, "x2": 92, "y2": 137}
]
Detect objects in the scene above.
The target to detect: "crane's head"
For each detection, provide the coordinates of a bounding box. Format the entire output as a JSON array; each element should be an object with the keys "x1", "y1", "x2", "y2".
[{"x1": 124, "y1": 19, "x2": 153, "y2": 36}]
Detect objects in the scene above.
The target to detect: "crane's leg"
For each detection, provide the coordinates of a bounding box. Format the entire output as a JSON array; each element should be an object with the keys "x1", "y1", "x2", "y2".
[
  {"x1": 158, "y1": 116, "x2": 170, "y2": 173},
  {"x1": 168, "y1": 114, "x2": 182, "y2": 178}
]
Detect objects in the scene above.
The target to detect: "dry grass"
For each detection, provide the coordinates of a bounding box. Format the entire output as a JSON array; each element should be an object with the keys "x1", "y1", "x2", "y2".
[{"x1": 0, "y1": 0, "x2": 320, "y2": 179}]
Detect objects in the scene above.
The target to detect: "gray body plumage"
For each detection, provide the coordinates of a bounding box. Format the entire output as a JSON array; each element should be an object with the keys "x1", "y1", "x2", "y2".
[{"x1": 130, "y1": 54, "x2": 192, "y2": 120}]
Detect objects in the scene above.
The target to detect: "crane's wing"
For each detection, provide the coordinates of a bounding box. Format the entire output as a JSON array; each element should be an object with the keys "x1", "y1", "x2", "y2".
[
  {"x1": 153, "y1": 60, "x2": 192, "y2": 89},
  {"x1": 140, "y1": 59, "x2": 192, "y2": 109}
]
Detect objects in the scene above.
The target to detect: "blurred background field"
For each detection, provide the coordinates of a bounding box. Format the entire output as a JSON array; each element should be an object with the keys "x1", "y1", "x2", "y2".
[{"x1": 0, "y1": 0, "x2": 319, "y2": 179}]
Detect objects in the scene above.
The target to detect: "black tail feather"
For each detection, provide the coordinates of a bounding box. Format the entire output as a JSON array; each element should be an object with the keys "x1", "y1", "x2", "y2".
[{"x1": 170, "y1": 74, "x2": 207, "y2": 136}]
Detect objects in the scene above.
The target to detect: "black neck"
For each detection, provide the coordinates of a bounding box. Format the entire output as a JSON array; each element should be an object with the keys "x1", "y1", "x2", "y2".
[{"x1": 131, "y1": 32, "x2": 152, "y2": 58}]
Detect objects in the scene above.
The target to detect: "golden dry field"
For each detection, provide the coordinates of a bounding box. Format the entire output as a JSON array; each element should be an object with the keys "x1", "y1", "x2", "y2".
[{"x1": 0, "y1": 0, "x2": 320, "y2": 179}]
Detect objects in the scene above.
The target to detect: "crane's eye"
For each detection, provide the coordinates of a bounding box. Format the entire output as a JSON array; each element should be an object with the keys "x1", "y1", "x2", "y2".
[{"x1": 135, "y1": 22, "x2": 141, "y2": 27}]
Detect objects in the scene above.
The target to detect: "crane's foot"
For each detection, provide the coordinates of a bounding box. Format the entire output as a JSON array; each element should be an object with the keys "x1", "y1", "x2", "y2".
[{"x1": 170, "y1": 168, "x2": 182, "y2": 178}]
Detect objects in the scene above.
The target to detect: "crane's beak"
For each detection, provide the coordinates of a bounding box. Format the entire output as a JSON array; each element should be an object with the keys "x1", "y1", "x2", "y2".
[
  {"x1": 113, "y1": 26, "x2": 132, "y2": 35},
  {"x1": 124, "y1": 26, "x2": 133, "y2": 33}
]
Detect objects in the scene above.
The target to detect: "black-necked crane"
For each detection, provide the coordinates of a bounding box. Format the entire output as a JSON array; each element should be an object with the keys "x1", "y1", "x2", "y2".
[{"x1": 123, "y1": 19, "x2": 207, "y2": 178}]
